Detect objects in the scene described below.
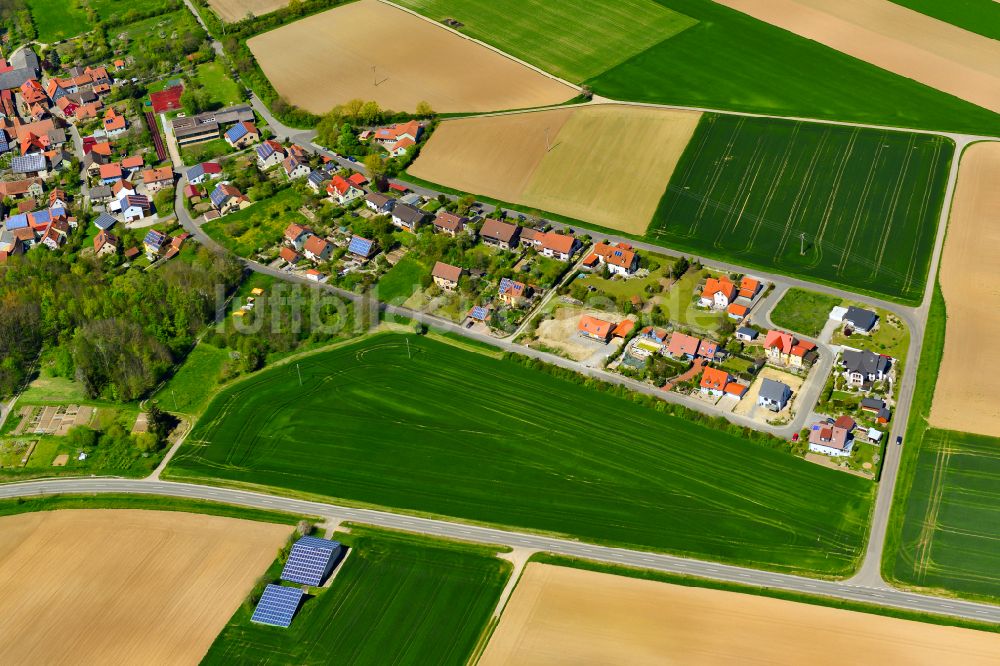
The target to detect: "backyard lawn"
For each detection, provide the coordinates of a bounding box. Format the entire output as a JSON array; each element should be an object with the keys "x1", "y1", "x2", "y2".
[
  {"x1": 194, "y1": 61, "x2": 244, "y2": 107},
  {"x1": 202, "y1": 188, "x2": 307, "y2": 257},
  {"x1": 180, "y1": 138, "x2": 236, "y2": 166}
]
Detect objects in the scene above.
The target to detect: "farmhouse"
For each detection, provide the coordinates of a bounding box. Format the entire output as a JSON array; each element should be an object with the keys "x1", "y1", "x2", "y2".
[
  {"x1": 808, "y1": 417, "x2": 855, "y2": 457},
  {"x1": 700, "y1": 275, "x2": 737, "y2": 309},
  {"x1": 585, "y1": 241, "x2": 638, "y2": 276},
  {"x1": 843, "y1": 306, "x2": 879, "y2": 333},
  {"x1": 172, "y1": 105, "x2": 254, "y2": 146},
  {"x1": 480, "y1": 218, "x2": 520, "y2": 249},
  {"x1": 391, "y1": 203, "x2": 425, "y2": 232},
  {"x1": 365, "y1": 192, "x2": 394, "y2": 215},
  {"x1": 433, "y1": 210, "x2": 466, "y2": 236},
  {"x1": 578, "y1": 314, "x2": 615, "y2": 342},
  {"x1": 256, "y1": 140, "x2": 287, "y2": 169},
  {"x1": 841, "y1": 349, "x2": 891, "y2": 387},
  {"x1": 432, "y1": 261, "x2": 463, "y2": 290},
  {"x1": 498, "y1": 277, "x2": 531, "y2": 306},
  {"x1": 758, "y1": 378, "x2": 792, "y2": 412}
]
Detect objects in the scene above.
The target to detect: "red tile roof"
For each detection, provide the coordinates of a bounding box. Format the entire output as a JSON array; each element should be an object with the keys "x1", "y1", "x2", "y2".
[
  {"x1": 700, "y1": 367, "x2": 730, "y2": 391},
  {"x1": 578, "y1": 315, "x2": 614, "y2": 339},
  {"x1": 667, "y1": 332, "x2": 701, "y2": 357}
]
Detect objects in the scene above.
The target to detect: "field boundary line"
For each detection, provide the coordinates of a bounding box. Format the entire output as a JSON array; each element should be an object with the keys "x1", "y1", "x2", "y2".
[{"x1": 376, "y1": 0, "x2": 583, "y2": 93}]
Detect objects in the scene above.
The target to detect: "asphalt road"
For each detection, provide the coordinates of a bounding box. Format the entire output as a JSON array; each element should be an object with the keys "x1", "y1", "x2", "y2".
[{"x1": 3, "y1": 476, "x2": 998, "y2": 624}]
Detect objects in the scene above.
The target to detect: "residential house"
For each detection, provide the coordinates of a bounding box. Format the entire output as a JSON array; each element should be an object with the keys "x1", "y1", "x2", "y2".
[
  {"x1": 256, "y1": 140, "x2": 286, "y2": 169},
  {"x1": 391, "y1": 203, "x2": 425, "y2": 232},
  {"x1": 102, "y1": 108, "x2": 127, "y2": 136},
  {"x1": 0, "y1": 47, "x2": 41, "y2": 91},
  {"x1": 327, "y1": 175, "x2": 364, "y2": 205},
  {"x1": 20, "y1": 79, "x2": 46, "y2": 106},
  {"x1": 739, "y1": 276, "x2": 761, "y2": 299},
  {"x1": 585, "y1": 241, "x2": 638, "y2": 276},
  {"x1": 98, "y1": 162, "x2": 123, "y2": 184},
  {"x1": 764, "y1": 330, "x2": 795, "y2": 365},
  {"x1": 306, "y1": 170, "x2": 329, "y2": 193},
  {"x1": 843, "y1": 306, "x2": 879, "y2": 334},
  {"x1": 735, "y1": 327, "x2": 759, "y2": 342},
  {"x1": 186, "y1": 162, "x2": 222, "y2": 185},
  {"x1": 364, "y1": 192, "x2": 394, "y2": 215},
  {"x1": 284, "y1": 223, "x2": 311, "y2": 251},
  {"x1": 432, "y1": 261, "x2": 463, "y2": 291},
  {"x1": 93, "y1": 229, "x2": 118, "y2": 257},
  {"x1": 480, "y1": 218, "x2": 520, "y2": 249},
  {"x1": 727, "y1": 303, "x2": 749, "y2": 321},
  {"x1": 92, "y1": 212, "x2": 117, "y2": 231},
  {"x1": 758, "y1": 378, "x2": 792, "y2": 412},
  {"x1": 578, "y1": 315, "x2": 614, "y2": 343},
  {"x1": 282, "y1": 155, "x2": 310, "y2": 180},
  {"x1": 433, "y1": 210, "x2": 466, "y2": 236},
  {"x1": 11, "y1": 153, "x2": 48, "y2": 177},
  {"x1": 667, "y1": 332, "x2": 702, "y2": 359},
  {"x1": 184, "y1": 183, "x2": 202, "y2": 201},
  {"x1": 209, "y1": 183, "x2": 250, "y2": 215},
  {"x1": 279, "y1": 246, "x2": 301, "y2": 265},
  {"x1": 699, "y1": 275, "x2": 737, "y2": 309},
  {"x1": 111, "y1": 179, "x2": 136, "y2": 200},
  {"x1": 700, "y1": 367, "x2": 731, "y2": 397},
  {"x1": 142, "y1": 166, "x2": 174, "y2": 192},
  {"x1": 303, "y1": 235, "x2": 332, "y2": 262},
  {"x1": 498, "y1": 277, "x2": 531, "y2": 307},
  {"x1": 225, "y1": 121, "x2": 259, "y2": 148},
  {"x1": 861, "y1": 397, "x2": 892, "y2": 424},
  {"x1": 842, "y1": 349, "x2": 891, "y2": 387},
  {"x1": 119, "y1": 155, "x2": 144, "y2": 178},
  {"x1": 88, "y1": 184, "x2": 112, "y2": 203},
  {"x1": 532, "y1": 231, "x2": 577, "y2": 261},
  {"x1": 640, "y1": 326, "x2": 669, "y2": 344},
  {"x1": 143, "y1": 229, "x2": 168, "y2": 257},
  {"x1": 40, "y1": 220, "x2": 68, "y2": 250},
  {"x1": 808, "y1": 420, "x2": 854, "y2": 457},
  {"x1": 348, "y1": 235, "x2": 376, "y2": 260},
  {"x1": 0, "y1": 178, "x2": 43, "y2": 200},
  {"x1": 789, "y1": 339, "x2": 817, "y2": 368},
  {"x1": 119, "y1": 194, "x2": 151, "y2": 222}
]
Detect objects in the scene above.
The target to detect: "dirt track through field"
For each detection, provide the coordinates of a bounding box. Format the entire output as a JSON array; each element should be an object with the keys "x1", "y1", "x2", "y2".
[
  {"x1": 480, "y1": 563, "x2": 1000, "y2": 665},
  {"x1": 931, "y1": 142, "x2": 1000, "y2": 436},
  {"x1": 714, "y1": 0, "x2": 1000, "y2": 115},
  {"x1": 0, "y1": 510, "x2": 290, "y2": 665},
  {"x1": 410, "y1": 105, "x2": 700, "y2": 233},
  {"x1": 247, "y1": 0, "x2": 575, "y2": 114},
  {"x1": 207, "y1": 0, "x2": 287, "y2": 22}
]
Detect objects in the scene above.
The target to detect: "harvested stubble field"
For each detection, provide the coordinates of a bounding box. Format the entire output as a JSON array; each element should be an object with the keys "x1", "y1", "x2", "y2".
[
  {"x1": 715, "y1": 0, "x2": 1000, "y2": 115},
  {"x1": 649, "y1": 114, "x2": 952, "y2": 303},
  {"x1": 168, "y1": 332, "x2": 873, "y2": 575},
  {"x1": 480, "y1": 563, "x2": 1000, "y2": 665},
  {"x1": 0, "y1": 510, "x2": 290, "y2": 665},
  {"x1": 208, "y1": 0, "x2": 288, "y2": 23},
  {"x1": 393, "y1": 0, "x2": 697, "y2": 83},
  {"x1": 931, "y1": 142, "x2": 1000, "y2": 436},
  {"x1": 891, "y1": 428, "x2": 1000, "y2": 601},
  {"x1": 246, "y1": 0, "x2": 575, "y2": 114},
  {"x1": 410, "y1": 104, "x2": 701, "y2": 234},
  {"x1": 204, "y1": 527, "x2": 508, "y2": 665}
]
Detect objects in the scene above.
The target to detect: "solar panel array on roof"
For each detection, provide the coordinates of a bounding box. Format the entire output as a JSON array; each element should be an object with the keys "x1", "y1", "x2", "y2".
[
  {"x1": 225, "y1": 122, "x2": 248, "y2": 143},
  {"x1": 250, "y1": 584, "x2": 304, "y2": 628},
  {"x1": 0, "y1": 130, "x2": 8, "y2": 154},
  {"x1": 210, "y1": 184, "x2": 231, "y2": 209},
  {"x1": 12, "y1": 153, "x2": 45, "y2": 174},
  {"x1": 348, "y1": 235, "x2": 373, "y2": 257},
  {"x1": 470, "y1": 305, "x2": 489, "y2": 321},
  {"x1": 281, "y1": 536, "x2": 342, "y2": 586}
]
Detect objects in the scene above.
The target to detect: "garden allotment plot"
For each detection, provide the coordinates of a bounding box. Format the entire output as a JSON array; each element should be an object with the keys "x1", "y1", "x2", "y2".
[
  {"x1": 649, "y1": 114, "x2": 952, "y2": 303},
  {"x1": 169, "y1": 333, "x2": 873, "y2": 576}
]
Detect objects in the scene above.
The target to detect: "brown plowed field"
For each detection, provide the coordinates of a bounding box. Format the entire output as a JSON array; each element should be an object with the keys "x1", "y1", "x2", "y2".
[
  {"x1": 714, "y1": 0, "x2": 1000, "y2": 114},
  {"x1": 480, "y1": 563, "x2": 1000, "y2": 665},
  {"x1": 410, "y1": 104, "x2": 701, "y2": 233},
  {"x1": 0, "y1": 510, "x2": 290, "y2": 665},
  {"x1": 247, "y1": 0, "x2": 575, "y2": 114},
  {"x1": 931, "y1": 142, "x2": 1000, "y2": 436},
  {"x1": 207, "y1": 0, "x2": 288, "y2": 23}
]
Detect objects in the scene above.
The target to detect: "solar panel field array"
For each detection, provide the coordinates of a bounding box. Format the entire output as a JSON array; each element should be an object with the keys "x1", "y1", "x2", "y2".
[
  {"x1": 167, "y1": 333, "x2": 874, "y2": 576},
  {"x1": 204, "y1": 527, "x2": 509, "y2": 665},
  {"x1": 648, "y1": 114, "x2": 953, "y2": 303}
]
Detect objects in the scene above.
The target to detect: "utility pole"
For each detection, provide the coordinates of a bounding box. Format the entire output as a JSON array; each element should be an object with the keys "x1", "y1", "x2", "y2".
[
  {"x1": 799, "y1": 232, "x2": 806, "y2": 256},
  {"x1": 296, "y1": 363, "x2": 302, "y2": 387}
]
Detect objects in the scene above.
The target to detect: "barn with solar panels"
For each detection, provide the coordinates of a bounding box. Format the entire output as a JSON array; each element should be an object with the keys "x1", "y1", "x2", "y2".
[
  {"x1": 250, "y1": 584, "x2": 305, "y2": 628},
  {"x1": 280, "y1": 536, "x2": 343, "y2": 587}
]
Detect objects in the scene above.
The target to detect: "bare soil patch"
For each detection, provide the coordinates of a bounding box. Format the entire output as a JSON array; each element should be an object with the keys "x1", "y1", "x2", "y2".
[
  {"x1": 207, "y1": 0, "x2": 288, "y2": 23},
  {"x1": 410, "y1": 104, "x2": 700, "y2": 233},
  {"x1": 247, "y1": 0, "x2": 575, "y2": 114},
  {"x1": 481, "y1": 563, "x2": 1000, "y2": 665},
  {"x1": 931, "y1": 142, "x2": 1000, "y2": 435},
  {"x1": 715, "y1": 0, "x2": 1000, "y2": 114},
  {"x1": 0, "y1": 510, "x2": 290, "y2": 665},
  {"x1": 532, "y1": 307, "x2": 625, "y2": 363},
  {"x1": 733, "y1": 366, "x2": 803, "y2": 423}
]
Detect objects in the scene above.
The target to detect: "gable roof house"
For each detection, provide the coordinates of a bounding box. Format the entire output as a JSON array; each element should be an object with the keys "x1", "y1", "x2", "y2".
[
  {"x1": 841, "y1": 349, "x2": 891, "y2": 387},
  {"x1": 480, "y1": 218, "x2": 520, "y2": 249},
  {"x1": 143, "y1": 229, "x2": 169, "y2": 257},
  {"x1": 93, "y1": 229, "x2": 118, "y2": 257},
  {"x1": 284, "y1": 223, "x2": 312, "y2": 251},
  {"x1": 306, "y1": 170, "x2": 329, "y2": 193},
  {"x1": 498, "y1": 277, "x2": 531, "y2": 306},
  {"x1": 586, "y1": 241, "x2": 638, "y2": 276},
  {"x1": 256, "y1": 140, "x2": 286, "y2": 169},
  {"x1": 119, "y1": 194, "x2": 151, "y2": 222},
  {"x1": 700, "y1": 367, "x2": 732, "y2": 397},
  {"x1": 142, "y1": 166, "x2": 174, "y2": 192},
  {"x1": 98, "y1": 162, "x2": 123, "y2": 184},
  {"x1": 758, "y1": 378, "x2": 792, "y2": 412},
  {"x1": 532, "y1": 231, "x2": 577, "y2": 261},
  {"x1": 843, "y1": 306, "x2": 879, "y2": 334},
  {"x1": 11, "y1": 153, "x2": 48, "y2": 177},
  {"x1": 102, "y1": 108, "x2": 127, "y2": 136},
  {"x1": 225, "y1": 121, "x2": 259, "y2": 148},
  {"x1": 210, "y1": 183, "x2": 250, "y2": 215},
  {"x1": 391, "y1": 203, "x2": 425, "y2": 232},
  {"x1": 303, "y1": 235, "x2": 332, "y2": 262},
  {"x1": 364, "y1": 192, "x2": 394, "y2": 215},
  {"x1": 185, "y1": 162, "x2": 222, "y2": 185},
  {"x1": 348, "y1": 235, "x2": 376, "y2": 260},
  {"x1": 282, "y1": 155, "x2": 310, "y2": 180},
  {"x1": 666, "y1": 332, "x2": 702, "y2": 359},
  {"x1": 279, "y1": 246, "x2": 301, "y2": 265},
  {"x1": 700, "y1": 275, "x2": 737, "y2": 309},
  {"x1": 578, "y1": 315, "x2": 615, "y2": 343},
  {"x1": 40, "y1": 220, "x2": 69, "y2": 250},
  {"x1": 327, "y1": 175, "x2": 363, "y2": 205},
  {"x1": 433, "y1": 210, "x2": 466, "y2": 236},
  {"x1": 0, "y1": 177, "x2": 43, "y2": 200},
  {"x1": 431, "y1": 261, "x2": 463, "y2": 290},
  {"x1": 808, "y1": 419, "x2": 855, "y2": 457}
]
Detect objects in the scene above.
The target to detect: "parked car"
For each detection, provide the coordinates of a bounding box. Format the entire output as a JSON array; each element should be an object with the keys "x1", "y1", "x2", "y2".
[
  {"x1": 896, "y1": 436, "x2": 903, "y2": 446},
  {"x1": 791, "y1": 433, "x2": 799, "y2": 442},
  {"x1": 465, "y1": 320, "x2": 474, "y2": 329}
]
